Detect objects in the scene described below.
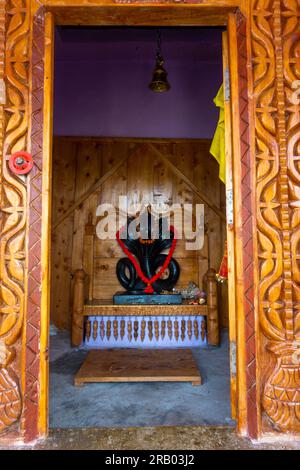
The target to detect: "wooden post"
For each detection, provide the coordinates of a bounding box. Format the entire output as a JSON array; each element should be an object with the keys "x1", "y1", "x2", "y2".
[
  {"x1": 72, "y1": 269, "x2": 86, "y2": 346},
  {"x1": 83, "y1": 213, "x2": 95, "y2": 301},
  {"x1": 206, "y1": 268, "x2": 219, "y2": 346}
]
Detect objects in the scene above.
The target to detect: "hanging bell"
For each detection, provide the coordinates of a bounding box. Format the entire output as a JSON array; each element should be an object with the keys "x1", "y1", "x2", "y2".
[{"x1": 149, "y1": 57, "x2": 170, "y2": 93}]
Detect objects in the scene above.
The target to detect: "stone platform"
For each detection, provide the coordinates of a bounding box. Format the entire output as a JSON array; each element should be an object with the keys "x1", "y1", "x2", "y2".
[{"x1": 113, "y1": 292, "x2": 182, "y2": 305}]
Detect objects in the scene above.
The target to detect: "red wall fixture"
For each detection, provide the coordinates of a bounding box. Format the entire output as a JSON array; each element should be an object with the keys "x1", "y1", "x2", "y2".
[{"x1": 9, "y1": 151, "x2": 33, "y2": 175}]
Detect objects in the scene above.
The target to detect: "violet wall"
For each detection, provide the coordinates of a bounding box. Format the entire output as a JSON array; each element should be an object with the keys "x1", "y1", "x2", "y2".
[{"x1": 54, "y1": 27, "x2": 223, "y2": 139}]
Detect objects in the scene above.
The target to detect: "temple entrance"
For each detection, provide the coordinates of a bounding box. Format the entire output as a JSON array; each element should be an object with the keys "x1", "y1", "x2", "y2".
[
  {"x1": 49, "y1": 25, "x2": 234, "y2": 429},
  {"x1": 3, "y1": 0, "x2": 299, "y2": 444},
  {"x1": 9, "y1": 3, "x2": 256, "y2": 441}
]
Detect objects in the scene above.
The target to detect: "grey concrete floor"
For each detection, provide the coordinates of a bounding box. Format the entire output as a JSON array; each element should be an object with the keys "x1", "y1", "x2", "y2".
[
  {"x1": 49, "y1": 330, "x2": 234, "y2": 428},
  {"x1": 2, "y1": 427, "x2": 300, "y2": 450}
]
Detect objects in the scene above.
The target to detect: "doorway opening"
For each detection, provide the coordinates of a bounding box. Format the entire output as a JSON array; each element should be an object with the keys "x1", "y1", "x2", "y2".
[{"x1": 49, "y1": 25, "x2": 235, "y2": 429}]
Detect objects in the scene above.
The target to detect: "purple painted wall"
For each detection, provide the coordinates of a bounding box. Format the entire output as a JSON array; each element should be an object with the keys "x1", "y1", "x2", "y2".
[{"x1": 54, "y1": 28, "x2": 223, "y2": 138}]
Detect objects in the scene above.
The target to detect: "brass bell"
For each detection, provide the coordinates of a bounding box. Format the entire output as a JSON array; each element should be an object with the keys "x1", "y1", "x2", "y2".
[
  {"x1": 149, "y1": 30, "x2": 170, "y2": 93},
  {"x1": 149, "y1": 57, "x2": 170, "y2": 93}
]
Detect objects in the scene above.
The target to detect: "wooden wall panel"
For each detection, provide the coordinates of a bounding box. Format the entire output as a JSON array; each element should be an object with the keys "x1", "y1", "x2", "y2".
[
  {"x1": 100, "y1": 142, "x2": 128, "y2": 209},
  {"x1": 51, "y1": 137, "x2": 227, "y2": 330},
  {"x1": 127, "y1": 146, "x2": 155, "y2": 208},
  {"x1": 153, "y1": 145, "x2": 173, "y2": 207},
  {"x1": 72, "y1": 141, "x2": 102, "y2": 271},
  {"x1": 50, "y1": 139, "x2": 76, "y2": 329}
]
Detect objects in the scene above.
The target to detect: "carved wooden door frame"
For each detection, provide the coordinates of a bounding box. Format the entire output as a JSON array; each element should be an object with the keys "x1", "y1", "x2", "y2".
[{"x1": 1, "y1": 1, "x2": 300, "y2": 443}]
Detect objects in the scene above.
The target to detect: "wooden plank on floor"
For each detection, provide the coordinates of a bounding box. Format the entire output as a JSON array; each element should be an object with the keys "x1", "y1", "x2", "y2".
[{"x1": 74, "y1": 349, "x2": 201, "y2": 386}]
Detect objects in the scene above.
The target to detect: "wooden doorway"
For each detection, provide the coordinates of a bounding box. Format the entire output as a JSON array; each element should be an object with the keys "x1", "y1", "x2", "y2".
[
  {"x1": 37, "y1": 7, "x2": 251, "y2": 439},
  {"x1": 2, "y1": 2, "x2": 261, "y2": 442}
]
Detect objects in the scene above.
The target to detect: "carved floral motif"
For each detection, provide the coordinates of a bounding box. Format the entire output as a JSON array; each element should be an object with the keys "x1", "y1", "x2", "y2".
[
  {"x1": 263, "y1": 342, "x2": 300, "y2": 431},
  {"x1": 252, "y1": 0, "x2": 300, "y2": 431},
  {"x1": 0, "y1": 0, "x2": 300, "y2": 439}
]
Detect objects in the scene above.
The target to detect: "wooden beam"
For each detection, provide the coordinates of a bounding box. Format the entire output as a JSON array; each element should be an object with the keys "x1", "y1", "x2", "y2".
[
  {"x1": 148, "y1": 143, "x2": 226, "y2": 222},
  {"x1": 52, "y1": 145, "x2": 137, "y2": 230},
  {"x1": 51, "y1": 5, "x2": 233, "y2": 27},
  {"x1": 222, "y1": 29, "x2": 237, "y2": 420},
  {"x1": 40, "y1": 11, "x2": 55, "y2": 438},
  {"x1": 83, "y1": 302, "x2": 208, "y2": 317}
]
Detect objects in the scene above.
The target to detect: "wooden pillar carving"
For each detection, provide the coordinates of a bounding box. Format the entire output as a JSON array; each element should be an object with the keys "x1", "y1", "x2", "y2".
[
  {"x1": 235, "y1": 10, "x2": 258, "y2": 437},
  {"x1": 0, "y1": 0, "x2": 30, "y2": 434},
  {"x1": 251, "y1": 0, "x2": 300, "y2": 432},
  {"x1": 24, "y1": 6, "x2": 46, "y2": 442}
]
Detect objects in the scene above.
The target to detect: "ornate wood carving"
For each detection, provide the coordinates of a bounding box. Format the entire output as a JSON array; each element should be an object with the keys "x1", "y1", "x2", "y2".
[
  {"x1": 114, "y1": 0, "x2": 187, "y2": 3},
  {"x1": 252, "y1": 0, "x2": 300, "y2": 432},
  {"x1": 0, "y1": 0, "x2": 299, "y2": 441},
  {"x1": 82, "y1": 316, "x2": 207, "y2": 346},
  {"x1": 0, "y1": 0, "x2": 30, "y2": 434},
  {"x1": 236, "y1": 12, "x2": 258, "y2": 437},
  {"x1": 23, "y1": 8, "x2": 45, "y2": 441}
]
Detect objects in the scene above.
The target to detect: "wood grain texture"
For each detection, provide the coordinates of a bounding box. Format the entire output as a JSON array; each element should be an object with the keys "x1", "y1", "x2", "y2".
[
  {"x1": 51, "y1": 5, "x2": 232, "y2": 27},
  {"x1": 72, "y1": 269, "x2": 86, "y2": 347},
  {"x1": 149, "y1": 143, "x2": 226, "y2": 221},
  {"x1": 0, "y1": 0, "x2": 28, "y2": 436},
  {"x1": 237, "y1": 11, "x2": 258, "y2": 438},
  {"x1": 1, "y1": 0, "x2": 299, "y2": 443},
  {"x1": 50, "y1": 139, "x2": 77, "y2": 328},
  {"x1": 39, "y1": 12, "x2": 54, "y2": 436},
  {"x1": 222, "y1": 29, "x2": 236, "y2": 418},
  {"x1": 74, "y1": 349, "x2": 201, "y2": 386},
  {"x1": 206, "y1": 268, "x2": 219, "y2": 345},
  {"x1": 251, "y1": 0, "x2": 300, "y2": 433},
  {"x1": 24, "y1": 8, "x2": 46, "y2": 442},
  {"x1": 83, "y1": 302, "x2": 208, "y2": 317},
  {"x1": 51, "y1": 138, "x2": 227, "y2": 329}
]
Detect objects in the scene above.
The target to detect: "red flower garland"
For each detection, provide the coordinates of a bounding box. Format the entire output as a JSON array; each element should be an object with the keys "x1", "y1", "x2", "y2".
[{"x1": 116, "y1": 226, "x2": 177, "y2": 294}]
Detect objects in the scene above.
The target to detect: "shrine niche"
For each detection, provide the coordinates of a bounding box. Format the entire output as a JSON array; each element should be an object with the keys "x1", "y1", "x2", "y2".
[
  {"x1": 0, "y1": 0, "x2": 300, "y2": 445},
  {"x1": 52, "y1": 138, "x2": 222, "y2": 386},
  {"x1": 51, "y1": 138, "x2": 223, "y2": 349},
  {"x1": 115, "y1": 212, "x2": 180, "y2": 297}
]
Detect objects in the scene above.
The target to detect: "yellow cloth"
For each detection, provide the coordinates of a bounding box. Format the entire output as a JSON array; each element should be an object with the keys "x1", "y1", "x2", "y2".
[{"x1": 210, "y1": 84, "x2": 226, "y2": 184}]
